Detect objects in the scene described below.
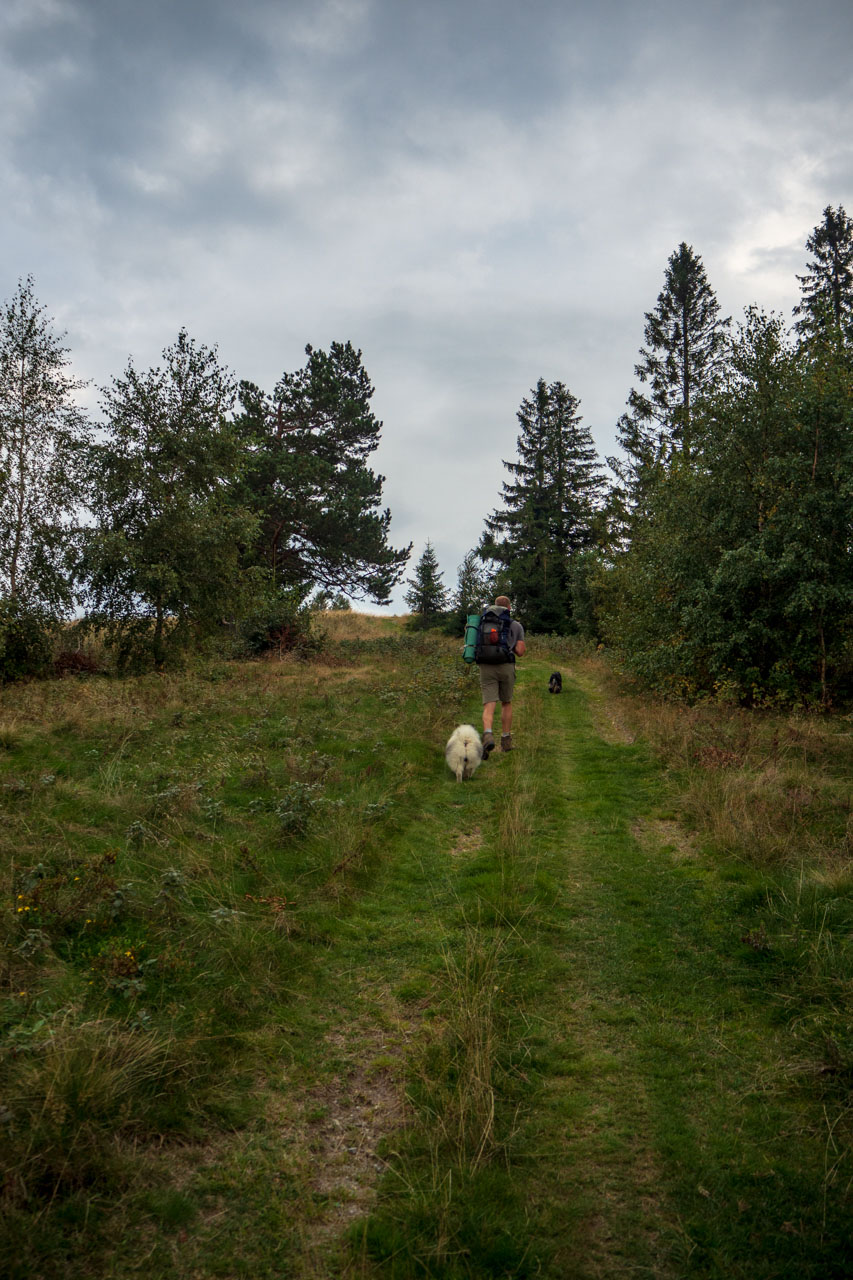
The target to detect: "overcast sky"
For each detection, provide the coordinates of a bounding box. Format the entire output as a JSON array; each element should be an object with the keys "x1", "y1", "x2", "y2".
[{"x1": 3, "y1": 0, "x2": 852, "y2": 611}]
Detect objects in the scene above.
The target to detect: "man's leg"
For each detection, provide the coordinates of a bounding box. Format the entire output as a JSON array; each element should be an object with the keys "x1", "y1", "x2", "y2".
[
  {"x1": 500, "y1": 700, "x2": 514, "y2": 750},
  {"x1": 482, "y1": 700, "x2": 497, "y2": 757}
]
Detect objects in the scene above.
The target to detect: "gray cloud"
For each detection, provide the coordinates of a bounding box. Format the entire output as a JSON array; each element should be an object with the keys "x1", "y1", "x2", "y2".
[{"x1": 2, "y1": 0, "x2": 852, "y2": 608}]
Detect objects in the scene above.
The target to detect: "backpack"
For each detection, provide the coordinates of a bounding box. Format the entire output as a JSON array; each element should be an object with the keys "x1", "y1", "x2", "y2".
[{"x1": 474, "y1": 607, "x2": 515, "y2": 665}]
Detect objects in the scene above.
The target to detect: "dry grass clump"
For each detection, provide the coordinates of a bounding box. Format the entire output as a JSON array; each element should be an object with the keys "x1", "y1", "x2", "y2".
[{"x1": 1, "y1": 1016, "x2": 188, "y2": 1206}]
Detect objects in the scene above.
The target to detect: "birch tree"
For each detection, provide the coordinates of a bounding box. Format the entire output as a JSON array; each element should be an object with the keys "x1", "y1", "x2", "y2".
[{"x1": 0, "y1": 276, "x2": 89, "y2": 610}]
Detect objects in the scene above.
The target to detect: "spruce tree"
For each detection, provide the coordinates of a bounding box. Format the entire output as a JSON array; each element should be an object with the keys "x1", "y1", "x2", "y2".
[
  {"x1": 445, "y1": 549, "x2": 497, "y2": 635},
  {"x1": 615, "y1": 242, "x2": 728, "y2": 482},
  {"x1": 482, "y1": 378, "x2": 604, "y2": 632},
  {"x1": 404, "y1": 541, "x2": 448, "y2": 628},
  {"x1": 793, "y1": 204, "x2": 853, "y2": 344}
]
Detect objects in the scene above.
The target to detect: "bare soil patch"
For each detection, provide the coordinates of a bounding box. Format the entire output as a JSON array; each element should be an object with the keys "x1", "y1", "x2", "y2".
[
  {"x1": 297, "y1": 1026, "x2": 410, "y2": 1256},
  {"x1": 448, "y1": 825, "x2": 483, "y2": 858}
]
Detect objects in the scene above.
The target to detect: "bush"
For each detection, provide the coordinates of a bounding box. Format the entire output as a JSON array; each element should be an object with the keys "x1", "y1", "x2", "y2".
[
  {"x1": 54, "y1": 650, "x2": 100, "y2": 676},
  {"x1": 0, "y1": 600, "x2": 56, "y2": 682},
  {"x1": 405, "y1": 612, "x2": 452, "y2": 633},
  {"x1": 232, "y1": 589, "x2": 322, "y2": 658}
]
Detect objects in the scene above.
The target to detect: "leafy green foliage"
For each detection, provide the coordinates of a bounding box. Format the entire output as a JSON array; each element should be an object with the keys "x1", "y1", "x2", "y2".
[
  {"x1": 603, "y1": 309, "x2": 853, "y2": 704},
  {"x1": 81, "y1": 330, "x2": 256, "y2": 669},
  {"x1": 0, "y1": 598, "x2": 56, "y2": 681},
  {"x1": 230, "y1": 585, "x2": 320, "y2": 658}
]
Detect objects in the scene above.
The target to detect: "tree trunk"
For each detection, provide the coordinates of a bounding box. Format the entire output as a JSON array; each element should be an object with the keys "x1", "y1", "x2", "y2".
[
  {"x1": 681, "y1": 300, "x2": 690, "y2": 455},
  {"x1": 9, "y1": 355, "x2": 28, "y2": 599},
  {"x1": 153, "y1": 602, "x2": 166, "y2": 669}
]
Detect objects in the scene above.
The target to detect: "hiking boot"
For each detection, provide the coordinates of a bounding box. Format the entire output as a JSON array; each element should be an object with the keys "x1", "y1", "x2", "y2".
[
  {"x1": 482, "y1": 732, "x2": 495, "y2": 759},
  {"x1": 500, "y1": 733, "x2": 514, "y2": 752}
]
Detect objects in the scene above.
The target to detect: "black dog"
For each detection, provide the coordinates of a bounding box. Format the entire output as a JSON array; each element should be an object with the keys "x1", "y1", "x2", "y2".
[{"x1": 548, "y1": 671, "x2": 562, "y2": 694}]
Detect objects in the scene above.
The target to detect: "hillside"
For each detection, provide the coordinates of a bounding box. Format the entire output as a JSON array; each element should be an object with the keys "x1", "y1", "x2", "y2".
[{"x1": 1, "y1": 622, "x2": 851, "y2": 1278}]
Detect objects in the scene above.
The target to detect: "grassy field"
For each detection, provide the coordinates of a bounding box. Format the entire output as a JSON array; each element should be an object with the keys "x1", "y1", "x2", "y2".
[{"x1": 1, "y1": 618, "x2": 852, "y2": 1277}]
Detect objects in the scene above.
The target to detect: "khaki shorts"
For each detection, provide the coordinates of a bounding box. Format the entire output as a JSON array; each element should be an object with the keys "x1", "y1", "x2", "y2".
[{"x1": 479, "y1": 662, "x2": 516, "y2": 704}]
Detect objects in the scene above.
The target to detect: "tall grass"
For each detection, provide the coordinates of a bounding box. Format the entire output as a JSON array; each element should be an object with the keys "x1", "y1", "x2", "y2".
[
  {"x1": 566, "y1": 649, "x2": 853, "y2": 1175},
  {"x1": 0, "y1": 630, "x2": 485, "y2": 1276},
  {"x1": 6, "y1": 630, "x2": 853, "y2": 1276},
  {"x1": 573, "y1": 654, "x2": 853, "y2": 873},
  {"x1": 314, "y1": 610, "x2": 410, "y2": 643},
  {"x1": 4, "y1": 1018, "x2": 188, "y2": 1202}
]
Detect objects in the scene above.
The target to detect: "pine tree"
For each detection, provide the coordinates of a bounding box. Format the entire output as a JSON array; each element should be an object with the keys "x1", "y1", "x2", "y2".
[
  {"x1": 614, "y1": 242, "x2": 728, "y2": 482},
  {"x1": 793, "y1": 205, "x2": 853, "y2": 344},
  {"x1": 0, "y1": 276, "x2": 90, "y2": 611},
  {"x1": 235, "y1": 342, "x2": 410, "y2": 605},
  {"x1": 482, "y1": 378, "x2": 604, "y2": 632},
  {"x1": 404, "y1": 541, "x2": 448, "y2": 628}
]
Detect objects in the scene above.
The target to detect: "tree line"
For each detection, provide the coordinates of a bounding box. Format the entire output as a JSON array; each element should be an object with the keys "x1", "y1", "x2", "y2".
[
  {"x1": 0, "y1": 291, "x2": 410, "y2": 674},
  {"x1": 405, "y1": 205, "x2": 853, "y2": 707},
  {"x1": 4, "y1": 204, "x2": 851, "y2": 701}
]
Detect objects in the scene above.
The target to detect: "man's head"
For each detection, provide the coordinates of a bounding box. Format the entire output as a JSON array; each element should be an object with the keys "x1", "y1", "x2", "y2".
[{"x1": 494, "y1": 595, "x2": 511, "y2": 610}]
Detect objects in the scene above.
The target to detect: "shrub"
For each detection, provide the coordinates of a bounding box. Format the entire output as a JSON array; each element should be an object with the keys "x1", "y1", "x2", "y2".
[
  {"x1": 0, "y1": 600, "x2": 56, "y2": 682},
  {"x1": 232, "y1": 590, "x2": 322, "y2": 658},
  {"x1": 54, "y1": 650, "x2": 100, "y2": 676}
]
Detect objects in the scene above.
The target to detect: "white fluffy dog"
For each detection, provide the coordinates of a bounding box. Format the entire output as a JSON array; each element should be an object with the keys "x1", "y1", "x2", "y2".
[{"x1": 445, "y1": 724, "x2": 483, "y2": 782}]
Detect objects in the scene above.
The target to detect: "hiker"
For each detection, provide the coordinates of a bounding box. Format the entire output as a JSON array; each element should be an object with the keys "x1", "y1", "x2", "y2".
[{"x1": 474, "y1": 595, "x2": 525, "y2": 756}]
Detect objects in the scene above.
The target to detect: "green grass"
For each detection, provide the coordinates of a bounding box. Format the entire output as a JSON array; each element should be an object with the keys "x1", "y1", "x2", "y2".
[{"x1": 1, "y1": 633, "x2": 851, "y2": 1277}]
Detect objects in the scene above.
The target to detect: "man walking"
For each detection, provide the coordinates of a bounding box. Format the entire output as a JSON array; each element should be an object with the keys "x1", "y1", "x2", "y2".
[{"x1": 475, "y1": 595, "x2": 526, "y2": 757}]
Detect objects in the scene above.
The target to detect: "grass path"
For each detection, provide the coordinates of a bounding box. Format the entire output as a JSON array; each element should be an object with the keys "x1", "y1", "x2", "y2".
[
  {"x1": 495, "y1": 658, "x2": 849, "y2": 1278},
  {"x1": 3, "y1": 646, "x2": 850, "y2": 1278},
  {"x1": 280, "y1": 653, "x2": 849, "y2": 1277}
]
